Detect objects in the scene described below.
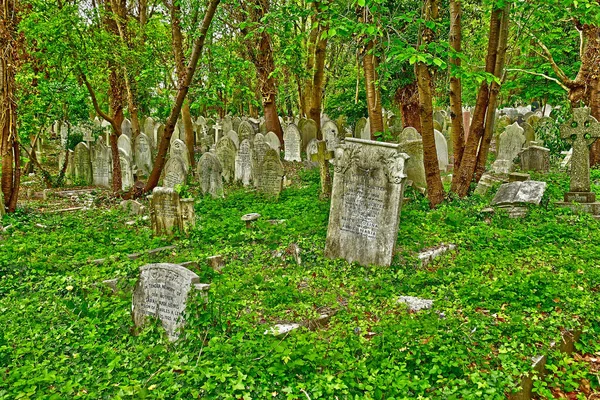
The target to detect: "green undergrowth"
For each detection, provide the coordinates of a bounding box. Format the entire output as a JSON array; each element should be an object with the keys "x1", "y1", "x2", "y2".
[{"x1": 1, "y1": 167, "x2": 600, "y2": 399}]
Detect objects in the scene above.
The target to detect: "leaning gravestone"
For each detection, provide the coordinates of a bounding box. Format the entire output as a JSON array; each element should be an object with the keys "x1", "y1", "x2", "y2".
[
  {"x1": 163, "y1": 156, "x2": 188, "y2": 188},
  {"x1": 325, "y1": 138, "x2": 409, "y2": 266},
  {"x1": 323, "y1": 120, "x2": 341, "y2": 152},
  {"x1": 134, "y1": 133, "x2": 153, "y2": 176},
  {"x1": 492, "y1": 122, "x2": 525, "y2": 174},
  {"x1": 257, "y1": 148, "x2": 284, "y2": 197},
  {"x1": 434, "y1": 129, "x2": 449, "y2": 172},
  {"x1": 252, "y1": 133, "x2": 271, "y2": 186},
  {"x1": 556, "y1": 108, "x2": 600, "y2": 214},
  {"x1": 169, "y1": 139, "x2": 190, "y2": 172},
  {"x1": 361, "y1": 119, "x2": 371, "y2": 140},
  {"x1": 215, "y1": 136, "x2": 237, "y2": 183},
  {"x1": 119, "y1": 149, "x2": 134, "y2": 191},
  {"x1": 519, "y1": 145, "x2": 550, "y2": 173},
  {"x1": 121, "y1": 118, "x2": 132, "y2": 139},
  {"x1": 283, "y1": 124, "x2": 302, "y2": 162},
  {"x1": 73, "y1": 142, "x2": 92, "y2": 185},
  {"x1": 492, "y1": 181, "x2": 547, "y2": 207},
  {"x1": 238, "y1": 120, "x2": 255, "y2": 143},
  {"x1": 91, "y1": 137, "x2": 112, "y2": 188},
  {"x1": 235, "y1": 139, "x2": 253, "y2": 186},
  {"x1": 226, "y1": 130, "x2": 240, "y2": 150},
  {"x1": 398, "y1": 131, "x2": 427, "y2": 191},
  {"x1": 197, "y1": 152, "x2": 224, "y2": 198},
  {"x1": 522, "y1": 122, "x2": 536, "y2": 147},
  {"x1": 265, "y1": 131, "x2": 281, "y2": 152},
  {"x1": 117, "y1": 134, "x2": 132, "y2": 158},
  {"x1": 155, "y1": 124, "x2": 165, "y2": 147},
  {"x1": 232, "y1": 116, "x2": 241, "y2": 133},
  {"x1": 132, "y1": 263, "x2": 207, "y2": 341}
]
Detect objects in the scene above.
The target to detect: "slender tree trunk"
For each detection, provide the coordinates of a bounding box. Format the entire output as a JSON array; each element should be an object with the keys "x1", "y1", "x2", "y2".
[
  {"x1": 303, "y1": 24, "x2": 319, "y2": 118},
  {"x1": 474, "y1": 3, "x2": 510, "y2": 181},
  {"x1": 451, "y1": 7, "x2": 503, "y2": 197},
  {"x1": 256, "y1": 24, "x2": 283, "y2": 140},
  {"x1": 416, "y1": 0, "x2": 444, "y2": 207},
  {"x1": 141, "y1": 0, "x2": 220, "y2": 195},
  {"x1": 308, "y1": 25, "x2": 328, "y2": 136},
  {"x1": 169, "y1": 0, "x2": 196, "y2": 168},
  {"x1": 395, "y1": 82, "x2": 422, "y2": 132},
  {"x1": 448, "y1": 0, "x2": 464, "y2": 172},
  {"x1": 363, "y1": 40, "x2": 384, "y2": 137},
  {"x1": 1, "y1": 0, "x2": 21, "y2": 212}
]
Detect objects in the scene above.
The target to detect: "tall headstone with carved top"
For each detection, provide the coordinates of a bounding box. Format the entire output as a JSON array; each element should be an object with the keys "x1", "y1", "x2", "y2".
[{"x1": 325, "y1": 138, "x2": 409, "y2": 266}]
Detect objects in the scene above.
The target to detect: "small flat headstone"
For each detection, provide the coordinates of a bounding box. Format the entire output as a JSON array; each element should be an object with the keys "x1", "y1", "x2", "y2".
[{"x1": 398, "y1": 296, "x2": 434, "y2": 312}]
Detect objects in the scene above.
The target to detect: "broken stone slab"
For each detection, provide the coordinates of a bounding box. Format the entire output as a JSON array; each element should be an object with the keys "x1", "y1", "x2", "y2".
[
  {"x1": 53, "y1": 189, "x2": 96, "y2": 198},
  {"x1": 179, "y1": 261, "x2": 199, "y2": 269},
  {"x1": 264, "y1": 323, "x2": 302, "y2": 336},
  {"x1": 120, "y1": 199, "x2": 146, "y2": 216},
  {"x1": 397, "y1": 296, "x2": 434, "y2": 312},
  {"x1": 102, "y1": 278, "x2": 119, "y2": 293},
  {"x1": 207, "y1": 255, "x2": 224, "y2": 272},
  {"x1": 264, "y1": 311, "x2": 337, "y2": 336},
  {"x1": 491, "y1": 181, "x2": 546, "y2": 207},
  {"x1": 242, "y1": 213, "x2": 261, "y2": 229},
  {"x1": 418, "y1": 244, "x2": 456, "y2": 267},
  {"x1": 508, "y1": 172, "x2": 530, "y2": 182}
]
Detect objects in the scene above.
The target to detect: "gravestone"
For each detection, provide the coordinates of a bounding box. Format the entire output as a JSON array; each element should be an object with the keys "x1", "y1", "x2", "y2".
[
  {"x1": 434, "y1": 129, "x2": 449, "y2": 172},
  {"x1": 283, "y1": 124, "x2": 302, "y2": 162},
  {"x1": 155, "y1": 124, "x2": 165, "y2": 147},
  {"x1": 520, "y1": 145, "x2": 550, "y2": 173},
  {"x1": 235, "y1": 139, "x2": 253, "y2": 186},
  {"x1": 169, "y1": 139, "x2": 190, "y2": 172},
  {"x1": 148, "y1": 186, "x2": 195, "y2": 236},
  {"x1": 134, "y1": 133, "x2": 153, "y2": 176},
  {"x1": 119, "y1": 149, "x2": 134, "y2": 190},
  {"x1": 299, "y1": 119, "x2": 318, "y2": 152},
  {"x1": 60, "y1": 123, "x2": 69, "y2": 149},
  {"x1": 311, "y1": 140, "x2": 334, "y2": 197},
  {"x1": 121, "y1": 118, "x2": 132, "y2": 139},
  {"x1": 398, "y1": 127, "x2": 421, "y2": 143},
  {"x1": 73, "y1": 142, "x2": 92, "y2": 185},
  {"x1": 522, "y1": 122, "x2": 536, "y2": 147},
  {"x1": 325, "y1": 138, "x2": 409, "y2": 266},
  {"x1": 492, "y1": 123, "x2": 525, "y2": 174},
  {"x1": 492, "y1": 181, "x2": 547, "y2": 206},
  {"x1": 361, "y1": 119, "x2": 371, "y2": 140},
  {"x1": 265, "y1": 131, "x2": 281, "y2": 152},
  {"x1": 222, "y1": 116, "x2": 233, "y2": 135},
  {"x1": 558, "y1": 108, "x2": 600, "y2": 207},
  {"x1": 226, "y1": 130, "x2": 240, "y2": 150},
  {"x1": 238, "y1": 120, "x2": 255, "y2": 143},
  {"x1": 232, "y1": 116, "x2": 241, "y2": 133},
  {"x1": 199, "y1": 132, "x2": 214, "y2": 154},
  {"x1": 215, "y1": 136, "x2": 237, "y2": 183},
  {"x1": 257, "y1": 148, "x2": 284, "y2": 197},
  {"x1": 354, "y1": 118, "x2": 367, "y2": 139},
  {"x1": 197, "y1": 152, "x2": 224, "y2": 198},
  {"x1": 322, "y1": 120, "x2": 341, "y2": 152},
  {"x1": 91, "y1": 137, "x2": 112, "y2": 188},
  {"x1": 163, "y1": 156, "x2": 188, "y2": 188},
  {"x1": 144, "y1": 117, "x2": 155, "y2": 138},
  {"x1": 305, "y1": 138, "x2": 319, "y2": 166},
  {"x1": 252, "y1": 133, "x2": 270, "y2": 186},
  {"x1": 132, "y1": 263, "x2": 204, "y2": 341},
  {"x1": 117, "y1": 134, "x2": 132, "y2": 157}
]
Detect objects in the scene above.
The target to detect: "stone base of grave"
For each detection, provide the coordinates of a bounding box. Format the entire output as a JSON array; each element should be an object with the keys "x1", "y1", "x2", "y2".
[
  {"x1": 509, "y1": 172, "x2": 530, "y2": 182},
  {"x1": 564, "y1": 191, "x2": 596, "y2": 203},
  {"x1": 496, "y1": 205, "x2": 529, "y2": 219},
  {"x1": 556, "y1": 199, "x2": 600, "y2": 218}
]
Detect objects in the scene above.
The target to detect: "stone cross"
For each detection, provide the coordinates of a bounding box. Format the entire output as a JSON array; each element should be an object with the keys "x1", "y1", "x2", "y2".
[
  {"x1": 560, "y1": 108, "x2": 600, "y2": 193},
  {"x1": 213, "y1": 122, "x2": 222, "y2": 143},
  {"x1": 310, "y1": 140, "x2": 334, "y2": 198},
  {"x1": 83, "y1": 130, "x2": 95, "y2": 146}
]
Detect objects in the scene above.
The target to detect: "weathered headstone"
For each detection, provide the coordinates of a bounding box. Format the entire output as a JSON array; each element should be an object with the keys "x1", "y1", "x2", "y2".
[
  {"x1": 197, "y1": 152, "x2": 224, "y2": 198},
  {"x1": 215, "y1": 136, "x2": 237, "y2": 183},
  {"x1": 119, "y1": 149, "x2": 134, "y2": 190},
  {"x1": 117, "y1": 134, "x2": 132, "y2": 157},
  {"x1": 434, "y1": 129, "x2": 449, "y2": 172},
  {"x1": 325, "y1": 138, "x2": 409, "y2": 266},
  {"x1": 361, "y1": 119, "x2": 371, "y2": 140},
  {"x1": 155, "y1": 124, "x2": 165, "y2": 147},
  {"x1": 354, "y1": 117, "x2": 367, "y2": 139},
  {"x1": 519, "y1": 145, "x2": 550, "y2": 173},
  {"x1": 169, "y1": 139, "x2": 190, "y2": 172},
  {"x1": 398, "y1": 127, "x2": 421, "y2": 143},
  {"x1": 132, "y1": 263, "x2": 205, "y2": 341},
  {"x1": 134, "y1": 133, "x2": 153, "y2": 176},
  {"x1": 491, "y1": 181, "x2": 547, "y2": 206},
  {"x1": 299, "y1": 119, "x2": 318, "y2": 152},
  {"x1": 235, "y1": 139, "x2": 253, "y2": 186},
  {"x1": 492, "y1": 123, "x2": 525, "y2": 174},
  {"x1": 522, "y1": 122, "x2": 536, "y2": 147},
  {"x1": 305, "y1": 138, "x2": 319, "y2": 166},
  {"x1": 91, "y1": 136, "x2": 112, "y2": 188},
  {"x1": 232, "y1": 116, "x2": 242, "y2": 133},
  {"x1": 144, "y1": 117, "x2": 155, "y2": 138},
  {"x1": 238, "y1": 120, "x2": 255, "y2": 143},
  {"x1": 399, "y1": 133, "x2": 427, "y2": 191},
  {"x1": 121, "y1": 118, "x2": 132, "y2": 139},
  {"x1": 257, "y1": 148, "x2": 284, "y2": 197},
  {"x1": 283, "y1": 124, "x2": 302, "y2": 162},
  {"x1": 148, "y1": 187, "x2": 195, "y2": 236},
  {"x1": 265, "y1": 131, "x2": 281, "y2": 152},
  {"x1": 311, "y1": 140, "x2": 334, "y2": 197},
  {"x1": 163, "y1": 156, "x2": 188, "y2": 188},
  {"x1": 252, "y1": 133, "x2": 270, "y2": 186},
  {"x1": 73, "y1": 142, "x2": 93, "y2": 185},
  {"x1": 226, "y1": 130, "x2": 240, "y2": 150},
  {"x1": 322, "y1": 120, "x2": 341, "y2": 152}
]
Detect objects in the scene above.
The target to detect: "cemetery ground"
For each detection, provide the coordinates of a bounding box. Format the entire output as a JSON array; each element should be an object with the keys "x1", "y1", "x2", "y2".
[{"x1": 3, "y1": 167, "x2": 600, "y2": 399}]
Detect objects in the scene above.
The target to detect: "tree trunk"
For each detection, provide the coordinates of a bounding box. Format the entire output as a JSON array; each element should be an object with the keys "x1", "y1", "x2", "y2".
[
  {"x1": 141, "y1": 0, "x2": 220, "y2": 195},
  {"x1": 448, "y1": 0, "x2": 464, "y2": 172},
  {"x1": 256, "y1": 20, "x2": 283, "y2": 141},
  {"x1": 451, "y1": 7, "x2": 503, "y2": 197},
  {"x1": 416, "y1": 0, "x2": 444, "y2": 207},
  {"x1": 308, "y1": 25, "x2": 328, "y2": 137},
  {"x1": 395, "y1": 82, "x2": 421, "y2": 132},
  {"x1": 1, "y1": 0, "x2": 21, "y2": 212},
  {"x1": 363, "y1": 40, "x2": 384, "y2": 137}
]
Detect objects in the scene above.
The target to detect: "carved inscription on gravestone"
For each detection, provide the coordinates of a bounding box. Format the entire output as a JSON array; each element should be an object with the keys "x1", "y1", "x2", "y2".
[
  {"x1": 132, "y1": 263, "x2": 200, "y2": 341},
  {"x1": 325, "y1": 138, "x2": 409, "y2": 266}
]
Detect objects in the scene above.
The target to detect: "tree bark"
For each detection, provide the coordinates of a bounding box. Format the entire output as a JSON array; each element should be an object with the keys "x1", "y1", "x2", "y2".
[
  {"x1": 415, "y1": 0, "x2": 444, "y2": 207},
  {"x1": 448, "y1": 0, "x2": 464, "y2": 172},
  {"x1": 141, "y1": 0, "x2": 220, "y2": 195},
  {"x1": 363, "y1": 39, "x2": 384, "y2": 137},
  {"x1": 1, "y1": 0, "x2": 21, "y2": 212},
  {"x1": 308, "y1": 22, "x2": 328, "y2": 136},
  {"x1": 451, "y1": 6, "x2": 503, "y2": 197},
  {"x1": 395, "y1": 82, "x2": 421, "y2": 132}
]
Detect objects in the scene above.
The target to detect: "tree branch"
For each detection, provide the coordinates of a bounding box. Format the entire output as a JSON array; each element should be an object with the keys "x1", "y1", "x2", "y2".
[
  {"x1": 506, "y1": 68, "x2": 569, "y2": 91},
  {"x1": 528, "y1": 33, "x2": 572, "y2": 85}
]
